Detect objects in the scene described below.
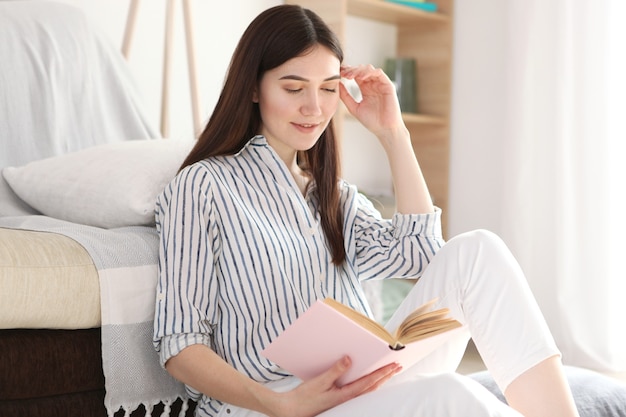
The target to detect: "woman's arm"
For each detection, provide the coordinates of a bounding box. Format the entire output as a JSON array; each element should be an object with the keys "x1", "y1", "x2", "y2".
[
  {"x1": 339, "y1": 65, "x2": 434, "y2": 215},
  {"x1": 165, "y1": 344, "x2": 402, "y2": 417}
]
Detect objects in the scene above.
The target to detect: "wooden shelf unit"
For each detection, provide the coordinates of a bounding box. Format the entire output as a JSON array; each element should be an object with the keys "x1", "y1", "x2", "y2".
[
  {"x1": 287, "y1": 0, "x2": 454, "y2": 233},
  {"x1": 348, "y1": 0, "x2": 450, "y2": 24}
]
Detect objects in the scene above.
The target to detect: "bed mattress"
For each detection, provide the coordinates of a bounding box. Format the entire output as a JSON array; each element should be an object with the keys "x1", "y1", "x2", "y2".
[{"x1": 0, "y1": 227, "x2": 101, "y2": 329}]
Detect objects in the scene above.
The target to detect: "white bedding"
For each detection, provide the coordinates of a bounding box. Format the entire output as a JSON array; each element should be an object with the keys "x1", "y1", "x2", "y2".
[{"x1": 0, "y1": 1, "x2": 159, "y2": 169}]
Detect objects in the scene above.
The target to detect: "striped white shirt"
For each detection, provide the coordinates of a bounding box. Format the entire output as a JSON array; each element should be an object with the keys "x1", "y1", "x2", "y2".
[{"x1": 153, "y1": 135, "x2": 444, "y2": 416}]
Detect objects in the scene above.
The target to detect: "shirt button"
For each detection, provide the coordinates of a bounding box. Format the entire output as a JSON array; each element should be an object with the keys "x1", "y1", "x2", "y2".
[
  {"x1": 157, "y1": 292, "x2": 165, "y2": 301},
  {"x1": 309, "y1": 227, "x2": 316, "y2": 235}
]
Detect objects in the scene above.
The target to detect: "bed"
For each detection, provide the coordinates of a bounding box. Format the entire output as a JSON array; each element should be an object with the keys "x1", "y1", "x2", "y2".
[
  {"x1": 2, "y1": 2, "x2": 626, "y2": 417},
  {"x1": 0, "y1": 2, "x2": 195, "y2": 416}
]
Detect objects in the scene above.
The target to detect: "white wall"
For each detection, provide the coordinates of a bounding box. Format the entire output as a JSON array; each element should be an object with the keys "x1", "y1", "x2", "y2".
[{"x1": 448, "y1": 0, "x2": 508, "y2": 238}]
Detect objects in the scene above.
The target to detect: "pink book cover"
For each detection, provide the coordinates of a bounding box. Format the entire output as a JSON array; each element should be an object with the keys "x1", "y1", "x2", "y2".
[{"x1": 261, "y1": 300, "x2": 465, "y2": 386}]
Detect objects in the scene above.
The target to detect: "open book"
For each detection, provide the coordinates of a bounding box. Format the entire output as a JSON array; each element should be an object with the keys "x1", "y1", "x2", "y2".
[{"x1": 261, "y1": 297, "x2": 464, "y2": 386}]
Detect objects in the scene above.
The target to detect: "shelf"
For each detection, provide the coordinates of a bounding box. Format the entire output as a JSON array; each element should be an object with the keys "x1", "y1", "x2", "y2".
[
  {"x1": 347, "y1": 0, "x2": 449, "y2": 25},
  {"x1": 402, "y1": 113, "x2": 447, "y2": 126}
]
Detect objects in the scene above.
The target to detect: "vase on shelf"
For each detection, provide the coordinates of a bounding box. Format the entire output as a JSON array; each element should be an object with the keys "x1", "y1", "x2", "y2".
[{"x1": 384, "y1": 57, "x2": 417, "y2": 114}]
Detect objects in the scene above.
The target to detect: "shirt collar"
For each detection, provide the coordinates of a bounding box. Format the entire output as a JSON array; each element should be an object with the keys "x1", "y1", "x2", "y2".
[{"x1": 234, "y1": 135, "x2": 267, "y2": 156}]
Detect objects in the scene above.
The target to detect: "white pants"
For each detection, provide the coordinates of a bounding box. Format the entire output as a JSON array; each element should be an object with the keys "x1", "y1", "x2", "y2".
[{"x1": 216, "y1": 230, "x2": 560, "y2": 417}]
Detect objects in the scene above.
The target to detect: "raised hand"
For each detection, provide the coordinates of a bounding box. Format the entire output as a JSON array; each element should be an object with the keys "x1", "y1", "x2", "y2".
[
  {"x1": 339, "y1": 64, "x2": 406, "y2": 145},
  {"x1": 339, "y1": 63, "x2": 433, "y2": 215}
]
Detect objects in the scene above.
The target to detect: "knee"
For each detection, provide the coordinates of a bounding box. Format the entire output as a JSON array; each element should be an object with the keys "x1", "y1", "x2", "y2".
[
  {"x1": 444, "y1": 229, "x2": 514, "y2": 264},
  {"x1": 448, "y1": 229, "x2": 505, "y2": 250},
  {"x1": 436, "y1": 229, "x2": 523, "y2": 288}
]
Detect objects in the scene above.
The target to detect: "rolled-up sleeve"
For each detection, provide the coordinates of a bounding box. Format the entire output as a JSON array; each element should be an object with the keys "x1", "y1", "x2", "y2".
[
  {"x1": 158, "y1": 333, "x2": 212, "y2": 368},
  {"x1": 350, "y1": 191, "x2": 445, "y2": 281}
]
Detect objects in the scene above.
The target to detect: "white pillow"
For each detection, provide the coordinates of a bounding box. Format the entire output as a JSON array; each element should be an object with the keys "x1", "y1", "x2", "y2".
[
  {"x1": 3, "y1": 139, "x2": 195, "y2": 228},
  {"x1": 0, "y1": 174, "x2": 40, "y2": 217}
]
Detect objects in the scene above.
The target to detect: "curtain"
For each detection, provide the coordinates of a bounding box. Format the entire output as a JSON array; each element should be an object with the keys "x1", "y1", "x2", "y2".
[{"x1": 497, "y1": 0, "x2": 626, "y2": 371}]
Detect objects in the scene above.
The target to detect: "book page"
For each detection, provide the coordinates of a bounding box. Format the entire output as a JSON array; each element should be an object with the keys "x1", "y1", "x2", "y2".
[
  {"x1": 392, "y1": 300, "x2": 463, "y2": 345},
  {"x1": 323, "y1": 297, "x2": 396, "y2": 345}
]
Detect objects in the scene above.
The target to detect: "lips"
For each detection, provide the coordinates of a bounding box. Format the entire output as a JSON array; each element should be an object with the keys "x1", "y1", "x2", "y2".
[
  {"x1": 293, "y1": 122, "x2": 319, "y2": 128},
  {"x1": 292, "y1": 122, "x2": 321, "y2": 133}
]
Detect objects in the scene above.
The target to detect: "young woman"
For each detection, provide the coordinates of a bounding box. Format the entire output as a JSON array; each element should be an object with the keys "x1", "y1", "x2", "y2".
[{"x1": 153, "y1": 5, "x2": 579, "y2": 417}]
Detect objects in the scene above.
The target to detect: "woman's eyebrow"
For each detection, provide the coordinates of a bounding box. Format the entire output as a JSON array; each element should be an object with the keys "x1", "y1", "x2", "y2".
[{"x1": 279, "y1": 74, "x2": 341, "y2": 82}]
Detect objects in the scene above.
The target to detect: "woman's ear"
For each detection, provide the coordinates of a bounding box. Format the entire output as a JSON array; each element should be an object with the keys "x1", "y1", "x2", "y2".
[{"x1": 252, "y1": 88, "x2": 259, "y2": 103}]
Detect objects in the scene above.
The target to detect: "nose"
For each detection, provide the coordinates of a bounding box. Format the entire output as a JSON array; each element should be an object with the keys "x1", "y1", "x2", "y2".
[{"x1": 300, "y1": 91, "x2": 322, "y2": 116}]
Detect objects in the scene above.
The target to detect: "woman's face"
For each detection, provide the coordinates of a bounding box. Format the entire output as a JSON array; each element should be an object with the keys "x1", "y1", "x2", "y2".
[{"x1": 255, "y1": 45, "x2": 341, "y2": 162}]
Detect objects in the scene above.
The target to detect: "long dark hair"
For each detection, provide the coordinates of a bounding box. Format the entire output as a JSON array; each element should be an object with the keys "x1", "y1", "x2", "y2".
[{"x1": 180, "y1": 5, "x2": 346, "y2": 265}]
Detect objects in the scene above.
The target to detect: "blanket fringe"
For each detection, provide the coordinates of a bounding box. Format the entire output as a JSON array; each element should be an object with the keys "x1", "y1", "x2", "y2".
[
  {"x1": 159, "y1": 402, "x2": 171, "y2": 417},
  {"x1": 177, "y1": 400, "x2": 190, "y2": 417},
  {"x1": 109, "y1": 397, "x2": 191, "y2": 417}
]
